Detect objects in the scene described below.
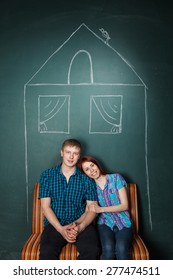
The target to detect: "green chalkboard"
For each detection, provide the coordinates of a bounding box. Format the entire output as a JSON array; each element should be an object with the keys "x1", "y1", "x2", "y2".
[
  {"x1": 0, "y1": 0, "x2": 173, "y2": 260},
  {"x1": 25, "y1": 22, "x2": 149, "y2": 242}
]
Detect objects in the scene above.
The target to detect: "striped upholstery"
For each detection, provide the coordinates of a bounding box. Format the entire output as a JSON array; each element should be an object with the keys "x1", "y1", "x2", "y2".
[
  {"x1": 126, "y1": 185, "x2": 149, "y2": 260},
  {"x1": 21, "y1": 183, "x2": 149, "y2": 260}
]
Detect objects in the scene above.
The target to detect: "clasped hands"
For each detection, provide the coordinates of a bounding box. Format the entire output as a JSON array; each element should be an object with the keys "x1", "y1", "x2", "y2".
[
  {"x1": 60, "y1": 202, "x2": 100, "y2": 243},
  {"x1": 61, "y1": 223, "x2": 80, "y2": 243}
]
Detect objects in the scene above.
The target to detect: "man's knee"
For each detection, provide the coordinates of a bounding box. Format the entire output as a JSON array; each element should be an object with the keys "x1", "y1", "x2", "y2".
[
  {"x1": 39, "y1": 243, "x2": 60, "y2": 260},
  {"x1": 77, "y1": 245, "x2": 100, "y2": 259}
]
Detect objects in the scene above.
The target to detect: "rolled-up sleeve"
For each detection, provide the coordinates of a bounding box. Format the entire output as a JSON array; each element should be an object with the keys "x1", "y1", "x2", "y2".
[
  {"x1": 38, "y1": 171, "x2": 51, "y2": 199},
  {"x1": 85, "y1": 178, "x2": 97, "y2": 201}
]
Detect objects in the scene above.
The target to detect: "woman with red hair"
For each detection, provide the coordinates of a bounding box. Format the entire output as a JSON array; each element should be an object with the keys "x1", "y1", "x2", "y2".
[{"x1": 78, "y1": 156, "x2": 133, "y2": 260}]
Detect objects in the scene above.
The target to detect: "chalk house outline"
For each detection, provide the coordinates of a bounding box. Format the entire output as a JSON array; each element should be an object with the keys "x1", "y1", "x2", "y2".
[{"x1": 24, "y1": 23, "x2": 151, "y2": 229}]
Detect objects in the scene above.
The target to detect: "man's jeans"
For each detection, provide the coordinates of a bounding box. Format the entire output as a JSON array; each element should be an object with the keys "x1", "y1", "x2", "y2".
[{"x1": 39, "y1": 223, "x2": 100, "y2": 260}]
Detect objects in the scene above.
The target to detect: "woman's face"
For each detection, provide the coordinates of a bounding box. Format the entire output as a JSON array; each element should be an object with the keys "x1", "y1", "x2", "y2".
[{"x1": 82, "y1": 161, "x2": 101, "y2": 180}]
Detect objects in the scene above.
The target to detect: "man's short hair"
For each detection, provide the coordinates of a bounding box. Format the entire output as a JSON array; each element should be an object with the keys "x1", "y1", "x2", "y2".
[{"x1": 61, "y1": 139, "x2": 81, "y2": 151}]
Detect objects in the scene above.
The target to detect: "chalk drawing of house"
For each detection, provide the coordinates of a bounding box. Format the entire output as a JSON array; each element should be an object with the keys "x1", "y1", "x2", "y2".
[{"x1": 24, "y1": 23, "x2": 151, "y2": 227}]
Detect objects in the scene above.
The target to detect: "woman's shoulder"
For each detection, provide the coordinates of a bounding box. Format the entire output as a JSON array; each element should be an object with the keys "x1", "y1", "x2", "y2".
[
  {"x1": 107, "y1": 173, "x2": 127, "y2": 186},
  {"x1": 106, "y1": 173, "x2": 123, "y2": 179}
]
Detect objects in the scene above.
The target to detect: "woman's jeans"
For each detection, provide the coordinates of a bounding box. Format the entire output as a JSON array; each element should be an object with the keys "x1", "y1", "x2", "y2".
[{"x1": 98, "y1": 224, "x2": 133, "y2": 260}]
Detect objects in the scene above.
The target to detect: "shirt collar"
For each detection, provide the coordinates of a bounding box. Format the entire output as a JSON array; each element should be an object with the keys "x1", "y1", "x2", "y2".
[{"x1": 59, "y1": 164, "x2": 80, "y2": 176}]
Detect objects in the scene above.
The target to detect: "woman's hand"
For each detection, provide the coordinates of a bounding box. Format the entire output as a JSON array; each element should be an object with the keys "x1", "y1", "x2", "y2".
[{"x1": 88, "y1": 202, "x2": 101, "y2": 213}]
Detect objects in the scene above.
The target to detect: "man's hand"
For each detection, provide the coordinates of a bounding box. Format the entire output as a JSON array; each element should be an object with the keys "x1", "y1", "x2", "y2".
[
  {"x1": 59, "y1": 223, "x2": 78, "y2": 243},
  {"x1": 73, "y1": 223, "x2": 84, "y2": 234},
  {"x1": 72, "y1": 200, "x2": 99, "y2": 234}
]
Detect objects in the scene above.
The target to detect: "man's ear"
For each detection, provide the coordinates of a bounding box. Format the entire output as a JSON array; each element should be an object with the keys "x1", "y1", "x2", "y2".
[{"x1": 60, "y1": 149, "x2": 63, "y2": 157}]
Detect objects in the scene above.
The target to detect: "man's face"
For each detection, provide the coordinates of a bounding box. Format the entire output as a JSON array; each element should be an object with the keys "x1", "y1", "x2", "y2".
[{"x1": 61, "y1": 146, "x2": 80, "y2": 167}]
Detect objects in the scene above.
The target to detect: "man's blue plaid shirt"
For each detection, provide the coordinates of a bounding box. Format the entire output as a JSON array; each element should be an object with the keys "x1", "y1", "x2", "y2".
[{"x1": 39, "y1": 165, "x2": 97, "y2": 227}]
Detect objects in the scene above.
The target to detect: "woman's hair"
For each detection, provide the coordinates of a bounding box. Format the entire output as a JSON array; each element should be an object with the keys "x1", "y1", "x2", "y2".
[{"x1": 78, "y1": 155, "x2": 107, "y2": 175}]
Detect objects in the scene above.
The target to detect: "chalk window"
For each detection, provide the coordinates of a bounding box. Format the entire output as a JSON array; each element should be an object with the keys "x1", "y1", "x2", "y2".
[
  {"x1": 38, "y1": 95, "x2": 70, "y2": 134},
  {"x1": 89, "y1": 95, "x2": 123, "y2": 134}
]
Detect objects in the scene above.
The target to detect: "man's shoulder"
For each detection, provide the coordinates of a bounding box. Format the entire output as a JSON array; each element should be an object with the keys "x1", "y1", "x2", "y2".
[
  {"x1": 76, "y1": 168, "x2": 95, "y2": 184},
  {"x1": 41, "y1": 166, "x2": 60, "y2": 177},
  {"x1": 76, "y1": 167, "x2": 89, "y2": 178}
]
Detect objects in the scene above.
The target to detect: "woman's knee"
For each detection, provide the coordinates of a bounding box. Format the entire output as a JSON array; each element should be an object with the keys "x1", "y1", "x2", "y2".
[
  {"x1": 116, "y1": 242, "x2": 130, "y2": 260},
  {"x1": 101, "y1": 247, "x2": 115, "y2": 260}
]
